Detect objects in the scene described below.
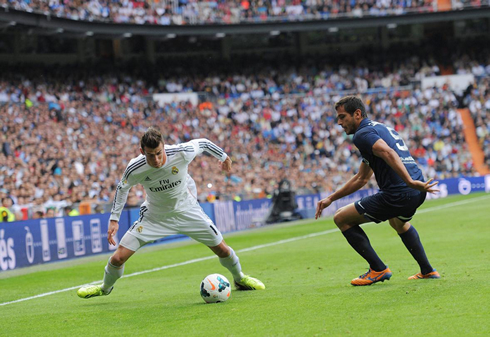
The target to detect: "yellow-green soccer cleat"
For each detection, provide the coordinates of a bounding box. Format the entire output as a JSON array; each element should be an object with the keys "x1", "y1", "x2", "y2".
[
  {"x1": 77, "y1": 284, "x2": 113, "y2": 299},
  {"x1": 234, "y1": 275, "x2": 265, "y2": 290}
]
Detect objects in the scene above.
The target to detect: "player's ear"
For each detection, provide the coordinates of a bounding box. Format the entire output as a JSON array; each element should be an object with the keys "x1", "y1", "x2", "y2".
[
  {"x1": 140, "y1": 147, "x2": 145, "y2": 156},
  {"x1": 355, "y1": 109, "x2": 362, "y2": 119}
]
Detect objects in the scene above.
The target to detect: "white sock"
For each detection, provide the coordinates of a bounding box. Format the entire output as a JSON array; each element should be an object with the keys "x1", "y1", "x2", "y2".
[
  {"x1": 102, "y1": 257, "x2": 124, "y2": 292},
  {"x1": 219, "y1": 247, "x2": 245, "y2": 282}
]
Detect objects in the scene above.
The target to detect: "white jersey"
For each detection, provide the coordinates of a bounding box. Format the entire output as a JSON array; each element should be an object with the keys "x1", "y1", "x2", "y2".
[{"x1": 110, "y1": 138, "x2": 227, "y2": 221}]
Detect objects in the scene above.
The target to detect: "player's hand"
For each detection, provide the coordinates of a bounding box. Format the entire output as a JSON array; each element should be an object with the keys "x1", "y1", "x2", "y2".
[
  {"x1": 219, "y1": 156, "x2": 232, "y2": 173},
  {"x1": 108, "y1": 220, "x2": 119, "y2": 246},
  {"x1": 411, "y1": 178, "x2": 440, "y2": 193},
  {"x1": 315, "y1": 197, "x2": 333, "y2": 219}
]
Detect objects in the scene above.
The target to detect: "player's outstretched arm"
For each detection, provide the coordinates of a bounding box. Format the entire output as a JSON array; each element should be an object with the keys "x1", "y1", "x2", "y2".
[
  {"x1": 315, "y1": 162, "x2": 373, "y2": 219},
  {"x1": 372, "y1": 139, "x2": 439, "y2": 193},
  {"x1": 110, "y1": 164, "x2": 137, "y2": 223},
  {"x1": 107, "y1": 220, "x2": 119, "y2": 245}
]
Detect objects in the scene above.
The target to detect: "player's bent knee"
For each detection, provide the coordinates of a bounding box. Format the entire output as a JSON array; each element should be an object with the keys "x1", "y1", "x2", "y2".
[
  {"x1": 110, "y1": 249, "x2": 133, "y2": 266},
  {"x1": 333, "y1": 209, "x2": 357, "y2": 231},
  {"x1": 333, "y1": 209, "x2": 345, "y2": 227},
  {"x1": 110, "y1": 254, "x2": 126, "y2": 267}
]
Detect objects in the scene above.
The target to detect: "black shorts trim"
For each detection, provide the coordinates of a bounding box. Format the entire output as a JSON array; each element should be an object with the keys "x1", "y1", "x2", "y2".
[{"x1": 354, "y1": 191, "x2": 426, "y2": 224}]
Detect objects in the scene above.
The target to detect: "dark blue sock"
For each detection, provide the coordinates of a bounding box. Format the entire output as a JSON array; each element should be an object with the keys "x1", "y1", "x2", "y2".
[
  {"x1": 342, "y1": 226, "x2": 386, "y2": 272},
  {"x1": 399, "y1": 225, "x2": 433, "y2": 275}
]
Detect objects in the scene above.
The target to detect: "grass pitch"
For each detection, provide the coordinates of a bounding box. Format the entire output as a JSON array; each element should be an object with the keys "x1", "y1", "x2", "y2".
[{"x1": 1, "y1": 193, "x2": 489, "y2": 336}]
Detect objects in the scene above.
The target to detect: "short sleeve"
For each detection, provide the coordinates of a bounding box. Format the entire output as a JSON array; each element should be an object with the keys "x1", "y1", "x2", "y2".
[{"x1": 354, "y1": 129, "x2": 380, "y2": 155}]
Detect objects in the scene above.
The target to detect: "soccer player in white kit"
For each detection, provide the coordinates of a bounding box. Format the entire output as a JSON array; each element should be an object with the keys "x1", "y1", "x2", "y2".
[{"x1": 77, "y1": 127, "x2": 265, "y2": 298}]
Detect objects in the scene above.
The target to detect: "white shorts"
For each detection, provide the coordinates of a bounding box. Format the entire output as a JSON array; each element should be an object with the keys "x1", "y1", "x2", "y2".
[{"x1": 119, "y1": 204, "x2": 223, "y2": 252}]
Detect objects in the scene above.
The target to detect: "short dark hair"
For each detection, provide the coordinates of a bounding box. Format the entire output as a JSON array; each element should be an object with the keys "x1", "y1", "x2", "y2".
[
  {"x1": 141, "y1": 127, "x2": 164, "y2": 150},
  {"x1": 334, "y1": 96, "x2": 367, "y2": 118}
]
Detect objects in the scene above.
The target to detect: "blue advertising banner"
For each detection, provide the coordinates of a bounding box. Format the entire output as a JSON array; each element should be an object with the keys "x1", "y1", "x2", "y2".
[
  {"x1": 232, "y1": 199, "x2": 272, "y2": 231},
  {"x1": 211, "y1": 189, "x2": 377, "y2": 232},
  {"x1": 129, "y1": 208, "x2": 140, "y2": 225},
  {"x1": 426, "y1": 176, "x2": 490, "y2": 200},
  {"x1": 200, "y1": 203, "x2": 215, "y2": 222},
  {"x1": 296, "y1": 194, "x2": 321, "y2": 219},
  {"x1": 0, "y1": 211, "x2": 130, "y2": 272}
]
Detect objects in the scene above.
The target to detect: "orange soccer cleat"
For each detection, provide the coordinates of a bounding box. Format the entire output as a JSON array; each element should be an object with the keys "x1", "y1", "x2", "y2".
[
  {"x1": 408, "y1": 270, "x2": 441, "y2": 280},
  {"x1": 351, "y1": 267, "x2": 392, "y2": 286}
]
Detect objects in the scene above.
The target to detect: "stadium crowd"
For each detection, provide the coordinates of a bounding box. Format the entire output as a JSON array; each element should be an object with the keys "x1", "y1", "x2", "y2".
[
  {"x1": 1, "y1": 54, "x2": 489, "y2": 221},
  {"x1": 1, "y1": 0, "x2": 439, "y2": 26},
  {"x1": 466, "y1": 77, "x2": 490, "y2": 168}
]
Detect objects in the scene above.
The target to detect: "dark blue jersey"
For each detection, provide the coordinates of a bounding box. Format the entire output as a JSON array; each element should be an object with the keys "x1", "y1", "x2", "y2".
[{"x1": 353, "y1": 119, "x2": 424, "y2": 195}]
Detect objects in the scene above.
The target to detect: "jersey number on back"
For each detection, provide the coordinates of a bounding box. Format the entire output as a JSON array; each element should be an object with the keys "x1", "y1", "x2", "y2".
[
  {"x1": 387, "y1": 127, "x2": 409, "y2": 152},
  {"x1": 370, "y1": 121, "x2": 409, "y2": 152}
]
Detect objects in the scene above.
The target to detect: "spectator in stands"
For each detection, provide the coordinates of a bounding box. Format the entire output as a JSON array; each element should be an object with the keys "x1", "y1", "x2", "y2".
[
  {"x1": 3, "y1": 0, "x2": 443, "y2": 26},
  {"x1": 0, "y1": 197, "x2": 16, "y2": 222},
  {"x1": 65, "y1": 205, "x2": 80, "y2": 216},
  {"x1": 32, "y1": 210, "x2": 45, "y2": 219},
  {"x1": 45, "y1": 208, "x2": 56, "y2": 218},
  {"x1": 0, "y1": 52, "x2": 486, "y2": 220}
]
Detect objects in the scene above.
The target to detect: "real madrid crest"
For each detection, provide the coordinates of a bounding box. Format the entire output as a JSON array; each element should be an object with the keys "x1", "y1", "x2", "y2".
[
  {"x1": 137, "y1": 226, "x2": 143, "y2": 233},
  {"x1": 172, "y1": 166, "x2": 179, "y2": 175}
]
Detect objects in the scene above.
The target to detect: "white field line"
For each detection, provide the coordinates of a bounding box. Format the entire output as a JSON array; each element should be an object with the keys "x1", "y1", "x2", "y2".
[
  {"x1": 1, "y1": 194, "x2": 489, "y2": 307},
  {"x1": 416, "y1": 194, "x2": 490, "y2": 214}
]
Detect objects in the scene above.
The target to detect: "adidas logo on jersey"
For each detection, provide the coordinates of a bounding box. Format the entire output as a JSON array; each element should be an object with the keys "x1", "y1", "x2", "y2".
[{"x1": 144, "y1": 176, "x2": 152, "y2": 181}]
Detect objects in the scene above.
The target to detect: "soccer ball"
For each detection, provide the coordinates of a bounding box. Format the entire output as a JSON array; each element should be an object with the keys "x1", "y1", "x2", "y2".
[{"x1": 200, "y1": 273, "x2": 231, "y2": 303}]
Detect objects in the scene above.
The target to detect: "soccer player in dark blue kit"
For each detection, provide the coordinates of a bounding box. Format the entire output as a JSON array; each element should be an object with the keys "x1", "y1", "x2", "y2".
[{"x1": 315, "y1": 96, "x2": 441, "y2": 286}]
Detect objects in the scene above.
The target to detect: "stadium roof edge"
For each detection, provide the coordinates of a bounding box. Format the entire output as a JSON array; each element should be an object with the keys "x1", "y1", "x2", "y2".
[{"x1": 0, "y1": 7, "x2": 489, "y2": 37}]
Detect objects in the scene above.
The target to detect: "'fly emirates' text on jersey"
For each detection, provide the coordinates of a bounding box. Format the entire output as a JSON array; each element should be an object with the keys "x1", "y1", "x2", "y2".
[
  {"x1": 353, "y1": 119, "x2": 424, "y2": 195},
  {"x1": 110, "y1": 138, "x2": 227, "y2": 221}
]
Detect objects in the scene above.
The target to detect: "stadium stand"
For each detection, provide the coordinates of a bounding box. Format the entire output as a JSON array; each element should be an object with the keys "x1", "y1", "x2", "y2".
[
  {"x1": 1, "y1": 53, "x2": 487, "y2": 220},
  {"x1": 0, "y1": 0, "x2": 449, "y2": 25},
  {"x1": 1, "y1": 1, "x2": 489, "y2": 221}
]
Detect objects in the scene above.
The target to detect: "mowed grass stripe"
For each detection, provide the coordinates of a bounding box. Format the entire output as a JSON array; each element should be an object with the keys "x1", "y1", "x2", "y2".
[{"x1": 1, "y1": 193, "x2": 489, "y2": 307}]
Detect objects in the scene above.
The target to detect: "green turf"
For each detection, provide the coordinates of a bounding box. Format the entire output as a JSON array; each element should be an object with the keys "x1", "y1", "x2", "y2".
[{"x1": 1, "y1": 193, "x2": 489, "y2": 336}]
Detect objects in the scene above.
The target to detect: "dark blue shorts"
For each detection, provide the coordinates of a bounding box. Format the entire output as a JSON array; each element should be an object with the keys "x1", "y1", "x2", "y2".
[{"x1": 354, "y1": 191, "x2": 426, "y2": 223}]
